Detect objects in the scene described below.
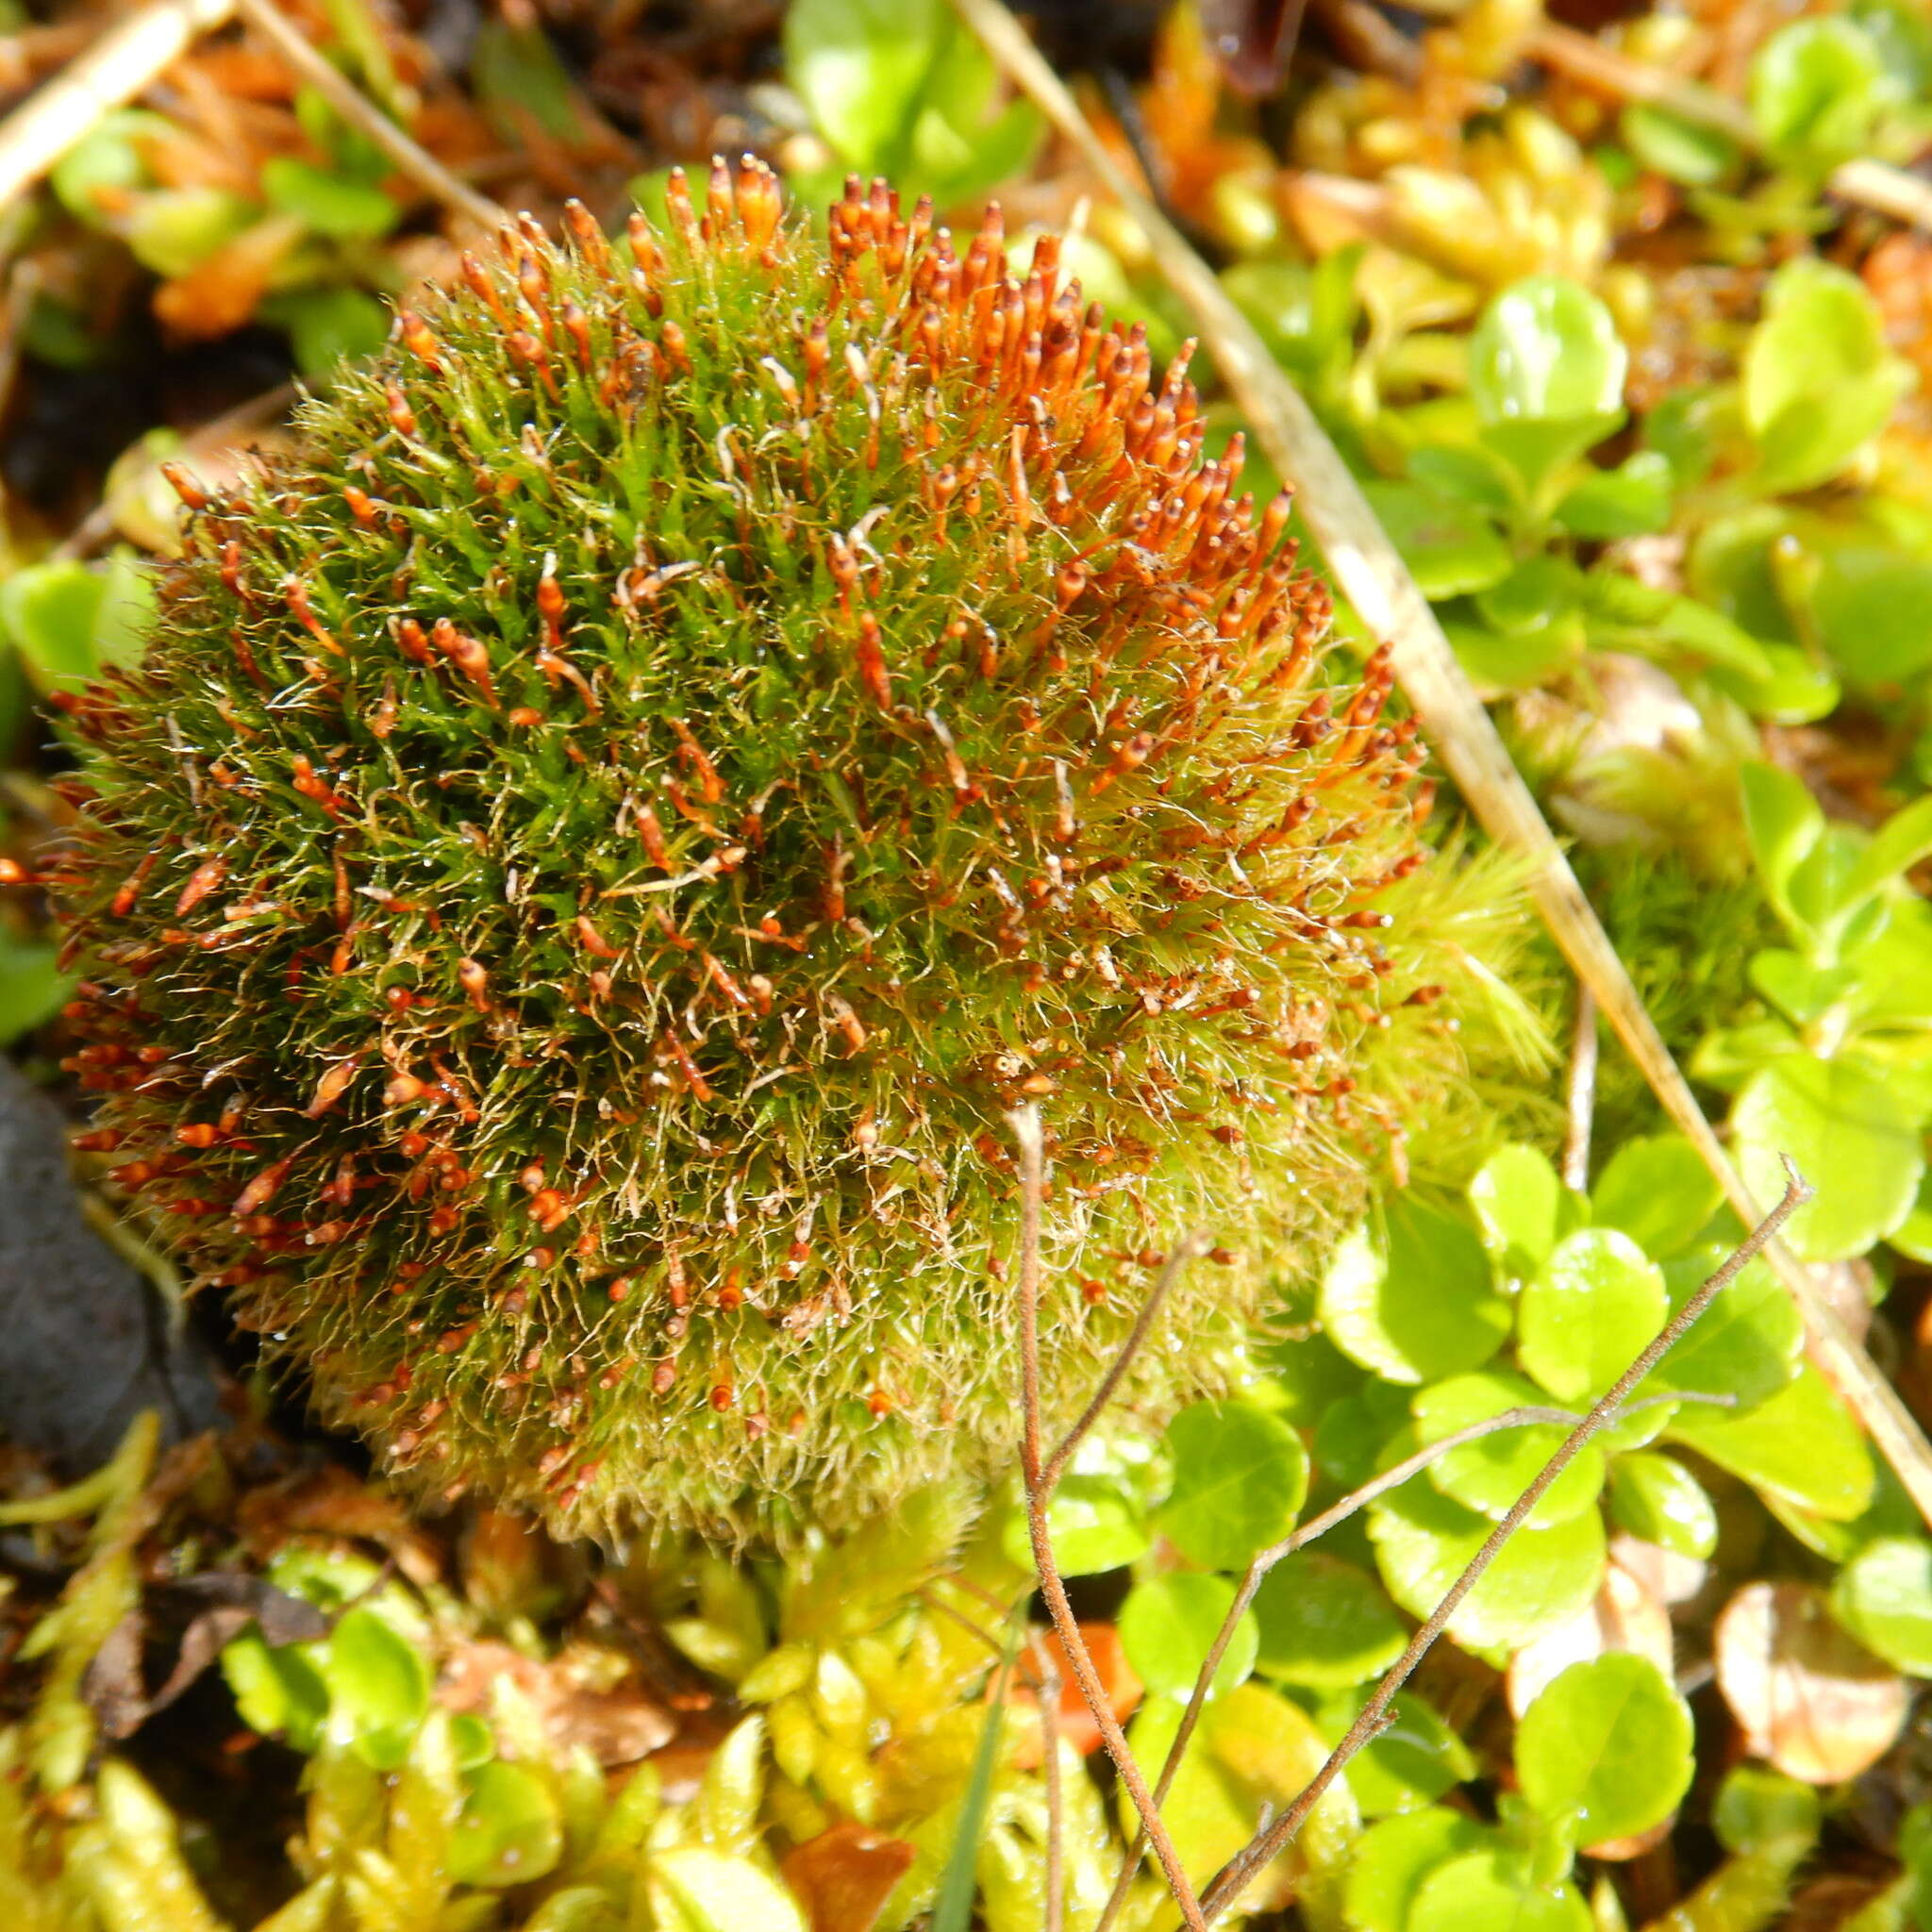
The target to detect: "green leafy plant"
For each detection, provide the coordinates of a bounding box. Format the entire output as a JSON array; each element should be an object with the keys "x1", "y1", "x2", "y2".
[{"x1": 783, "y1": 0, "x2": 1043, "y2": 210}]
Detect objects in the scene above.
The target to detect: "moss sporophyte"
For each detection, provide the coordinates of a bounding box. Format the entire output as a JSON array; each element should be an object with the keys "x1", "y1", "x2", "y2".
[{"x1": 55, "y1": 161, "x2": 1512, "y2": 1541}]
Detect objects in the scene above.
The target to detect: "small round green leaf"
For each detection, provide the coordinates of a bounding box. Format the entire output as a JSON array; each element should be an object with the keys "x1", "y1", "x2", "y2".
[
  {"x1": 1668, "y1": 1361, "x2": 1874, "y2": 1521},
  {"x1": 1118, "y1": 1573, "x2": 1257, "y2": 1702},
  {"x1": 450, "y1": 1760, "x2": 564, "y2": 1889},
  {"x1": 1003, "y1": 1473, "x2": 1149, "y2": 1577},
  {"x1": 1621, "y1": 103, "x2": 1744, "y2": 186},
  {"x1": 1468, "y1": 1143, "x2": 1568, "y2": 1274},
  {"x1": 1608, "y1": 1452, "x2": 1719, "y2": 1559},
  {"x1": 323, "y1": 1606, "x2": 431, "y2": 1769},
  {"x1": 1591, "y1": 1135, "x2": 1722, "y2": 1259},
  {"x1": 1157, "y1": 1401, "x2": 1307, "y2": 1571},
  {"x1": 1361, "y1": 479, "x2": 1513, "y2": 602},
  {"x1": 1749, "y1": 17, "x2": 1889, "y2": 170},
  {"x1": 1518, "y1": 1229, "x2": 1667, "y2": 1404},
  {"x1": 1516, "y1": 1654, "x2": 1693, "y2": 1841},
  {"x1": 1412, "y1": 1371, "x2": 1603, "y2": 1525},
  {"x1": 1650, "y1": 1250, "x2": 1801, "y2": 1410},
  {"x1": 1252, "y1": 1553, "x2": 1407, "y2": 1689},
  {"x1": 1733, "y1": 1055, "x2": 1924, "y2": 1262},
  {"x1": 1409, "y1": 1851, "x2": 1592, "y2": 1932},
  {"x1": 1468, "y1": 277, "x2": 1627, "y2": 426},
  {"x1": 220, "y1": 1627, "x2": 328, "y2": 1752},
  {"x1": 1343, "y1": 1808, "x2": 1490, "y2": 1932},
  {"x1": 1832, "y1": 1538, "x2": 1932, "y2": 1676},
  {"x1": 1320, "y1": 1196, "x2": 1512, "y2": 1386},
  {"x1": 1369, "y1": 1480, "x2": 1605, "y2": 1663},
  {"x1": 1318, "y1": 1689, "x2": 1476, "y2": 1817}
]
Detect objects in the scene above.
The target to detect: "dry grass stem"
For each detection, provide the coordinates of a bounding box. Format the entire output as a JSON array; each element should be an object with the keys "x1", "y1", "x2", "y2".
[
  {"x1": 1562, "y1": 985, "x2": 1598, "y2": 1191},
  {"x1": 0, "y1": 0, "x2": 236, "y2": 211},
  {"x1": 950, "y1": 0, "x2": 1932, "y2": 1534},
  {"x1": 231, "y1": 0, "x2": 501, "y2": 229}
]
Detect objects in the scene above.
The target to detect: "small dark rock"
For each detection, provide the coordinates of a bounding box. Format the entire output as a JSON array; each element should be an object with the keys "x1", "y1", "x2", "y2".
[{"x1": 0, "y1": 1058, "x2": 222, "y2": 1472}]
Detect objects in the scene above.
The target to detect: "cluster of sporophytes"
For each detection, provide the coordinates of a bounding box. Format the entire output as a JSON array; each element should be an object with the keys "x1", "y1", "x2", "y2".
[{"x1": 54, "y1": 162, "x2": 1535, "y2": 1542}]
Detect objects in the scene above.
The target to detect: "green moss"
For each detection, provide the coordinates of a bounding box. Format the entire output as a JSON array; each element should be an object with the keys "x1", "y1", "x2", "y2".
[{"x1": 60, "y1": 168, "x2": 1528, "y2": 1541}]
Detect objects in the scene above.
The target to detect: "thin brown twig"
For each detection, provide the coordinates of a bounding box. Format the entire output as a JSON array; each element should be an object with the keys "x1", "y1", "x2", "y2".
[
  {"x1": 1562, "y1": 985, "x2": 1598, "y2": 1192},
  {"x1": 1092, "y1": 1391, "x2": 1698, "y2": 1929},
  {"x1": 1027, "y1": 1628, "x2": 1066, "y2": 1932},
  {"x1": 1196, "y1": 1161, "x2": 1812, "y2": 1924},
  {"x1": 0, "y1": 0, "x2": 236, "y2": 211},
  {"x1": 1008, "y1": 1105, "x2": 1208, "y2": 1932},
  {"x1": 918, "y1": 1583, "x2": 1009, "y2": 1660},
  {"x1": 949, "y1": 0, "x2": 1932, "y2": 1536},
  {"x1": 1042, "y1": 1233, "x2": 1208, "y2": 1491},
  {"x1": 230, "y1": 0, "x2": 501, "y2": 229}
]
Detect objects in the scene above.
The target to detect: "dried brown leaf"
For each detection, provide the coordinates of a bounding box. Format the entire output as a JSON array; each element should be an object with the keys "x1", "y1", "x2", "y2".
[
  {"x1": 1715, "y1": 1581, "x2": 1907, "y2": 1785},
  {"x1": 781, "y1": 1823, "x2": 917, "y2": 1932}
]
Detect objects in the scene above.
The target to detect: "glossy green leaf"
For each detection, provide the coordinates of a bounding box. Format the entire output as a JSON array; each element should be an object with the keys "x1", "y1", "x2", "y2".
[
  {"x1": 783, "y1": 0, "x2": 1040, "y2": 206},
  {"x1": 1620, "y1": 104, "x2": 1744, "y2": 186},
  {"x1": 448, "y1": 1760, "x2": 563, "y2": 1888},
  {"x1": 0, "y1": 558, "x2": 153, "y2": 693},
  {"x1": 1468, "y1": 1142, "x2": 1569, "y2": 1274},
  {"x1": 1591, "y1": 1135, "x2": 1722, "y2": 1259},
  {"x1": 1319, "y1": 1195, "x2": 1512, "y2": 1386},
  {"x1": 1369, "y1": 1478, "x2": 1605, "y2": 1662},
  {"x1": 1119, "y1": 1698, "x2": 1252, "y2": 1887},
  {"x1": 1749, "y1": 17, "x2": 1890, "y2": 172},
  {"x1": 1118, "y1": 1573, "x2": 1257, "y2": 1702},
  {"x1": 1741, "y1": 259, "x2": 1911, "y2": 493},
  {"x1": 122, "y1": 187, "x2": 256, "y2": 278},
  {"x1": 220, "y1": 1627, "x2": 329, "y2": 1753},
  {"x1": 1360, "y1": 479, "x2": 1513, "y2": 601},
  {"x1": 1552, "y1": 450, "x2": 1674, "y2": 540},
  {"x1": 1251, "y1": 1552, "x2": 1407, "y2": 1689},
  {"x1": 1810, "y1": 546, "x2": 1932, "y2": 687},
  {"x1": 1469, "y1": 277, "x2": 1627, "y2": 426},
  {"x1": 1650, "y1": 1250, "x2": 1801, "y2": 1410},
  {"x1": 1157, "y1": 1401, "x2": 1307, "y2": 1571},
  {"x1": 261, "y1": 286, "x2": 391, "y2": 381},
  {"x1": 1343, "y1": 1807, "x2": 1490, "y2": 1931},
  {"x1": 1475, "y1": 555, "x2": 1586, "y2": 638},
  {"x1": 1407, "y1": 443, "x2": 1521, "y2": 519},
  {"x1": 1831, "y1": 1538, "x2": 1932, "y2": 1676},
  {"x1": 1412, "y1": 1371, "x2": 1603, "y2": 1525},
  {"x1": 1668, "y1": 1361, "x2": 1874, "y2": 1520},
  {"x1": 1608, "y1": 1452, "x2": 1719, "y2": 1559},
  {"x1": 1409, "y1": 1850, "x2": 1591, "y2": 1932},
  {"x1": 1739, "y1": 759, "x2": 1824, "y2": 931},
  {"x1": 1003, "y1": 1473, "x2": 1149, "y2": 1577},
  {"x1": 1712, "y1": 1764, "x2": 1824, "y2": 1854},
  {"x1": 260, "y1": 157, "x2": 399, "y2": 241},
  {"x1": 1317, "y1": 1689, "x2": 1475, "y2": 1817},
  {"x1": 1518, "y1": 1229, "x2": 1667, "y2": 1405},
  {"x1": 0, "y1": 939, "x2": 69, "y2": 1049},
  {"x1": 323, "y1": 1605, "x2": 431, "y2": 1769},
  {"x1": 1313, "y1": 1378, "x2": 1415, "y2": 1492},
  {"x1": 1517, "y1": 1654, "x2": 1692, "y2": 1839},
  {"x1": 1732, "y1": 1054, "x2": 1924, "y2": 1262}
]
